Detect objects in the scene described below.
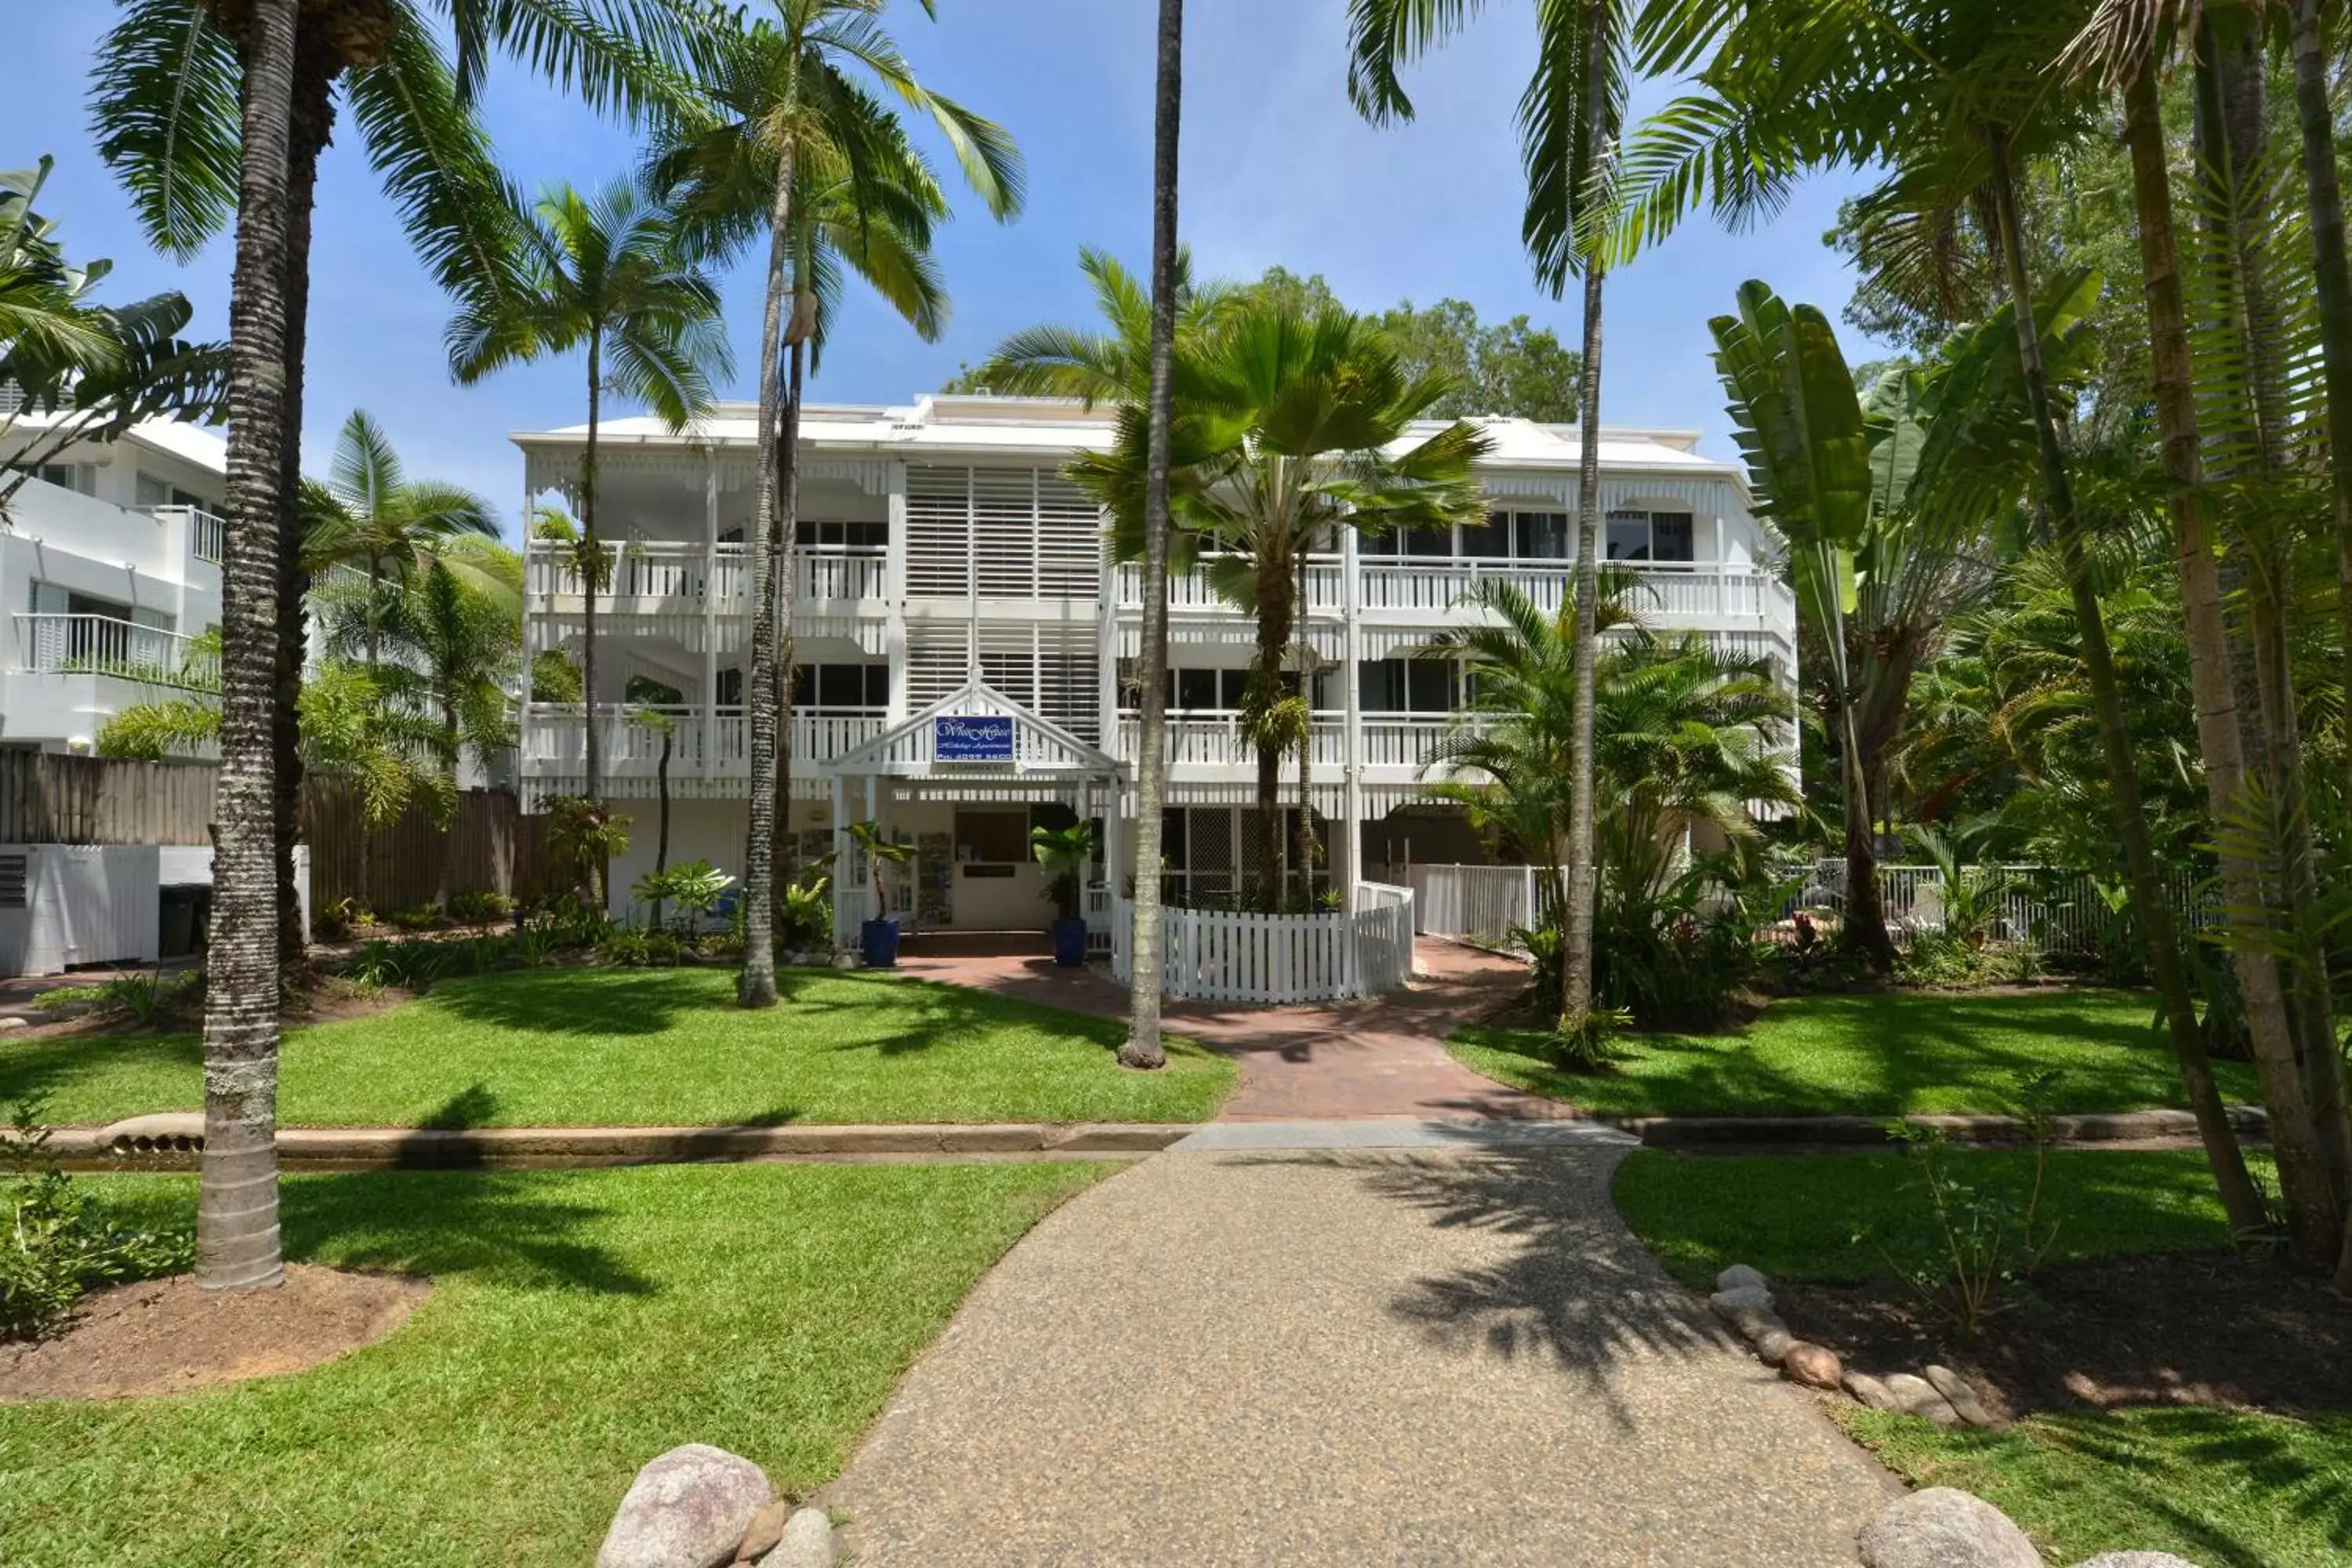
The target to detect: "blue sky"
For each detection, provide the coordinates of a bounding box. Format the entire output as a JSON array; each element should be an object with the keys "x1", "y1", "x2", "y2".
[{"x1": 27, "y1": 1, "x2": 1885, "y2": 535}]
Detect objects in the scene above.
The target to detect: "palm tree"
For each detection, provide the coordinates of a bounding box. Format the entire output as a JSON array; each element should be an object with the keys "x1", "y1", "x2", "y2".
[
  {"x1": 1348, "y1": 0, "x2": 1629, "y2": 1051},
  {"x1": 195, "y1": 0, "x2": 301, "y2": 1294},
  {"x1": 1048, "y1": 297, "x2": 1491, "y2": 909},
  {"x1": 314, "y1": 539, "x2": 521, "y2": 913},
  {"x1": 450, "y1": 176, "x2": 731, "y2": 911},
  {"x1": 300, "y1": 409, "x2": 500, "y2": 667},
  {"x1": 93, "y1": 0, "x2": 710, "y2": 978},
  {"x1": 655, "y1": 0, "x2": 1020, "y2": 1010},
  {"x1": 648, "y1": 16, "x2": 973, "y2": 996}
]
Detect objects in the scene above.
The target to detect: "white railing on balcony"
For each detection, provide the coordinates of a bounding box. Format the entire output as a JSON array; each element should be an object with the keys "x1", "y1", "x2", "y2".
[
  {"x1": 1113, "y1": 713, "x2": 1475, "y2": 773},
  {"x1": 1356, "y1": 559, "x2": 1794, "y2": 626},
  {"x1": 1114, "y1": 554, "x2": 1347, "y2": 614},
  {"x1": 525, "y1": 541, "x2": 884, "y2": 606},
  {"x1": 145, "y1": 504, "x2": 227, "y2": 566},
  {"x1": 525, "y1": 706, "x2": 888, "y2": 775},
  {"x1": 12, "y1": 614, "x2": 219, "y2": 691}
]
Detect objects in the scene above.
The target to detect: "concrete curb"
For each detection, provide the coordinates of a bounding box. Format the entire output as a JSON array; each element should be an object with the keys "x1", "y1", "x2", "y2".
[
  {"x1": 1614, "y1": 1104, "x2": 2268, "y2": 1151},
  {"x1": 43, "y1": 1115, "x2": 1193, "y2": 1171}
]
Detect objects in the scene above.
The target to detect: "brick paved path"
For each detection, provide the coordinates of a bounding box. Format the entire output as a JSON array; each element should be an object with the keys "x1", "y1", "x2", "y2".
[{"x1": 895, "y1": 933, "x2": 1570, "y2": 1121}]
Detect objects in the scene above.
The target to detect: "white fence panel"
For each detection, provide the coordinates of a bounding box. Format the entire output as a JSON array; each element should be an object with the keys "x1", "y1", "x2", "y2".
[
  {"x1": 1111, "y1": 887, "x2": 1417, "y2": 1003},
  {"x1": 1406, "y1": 864, "x2": 1562, "y2": 951}
]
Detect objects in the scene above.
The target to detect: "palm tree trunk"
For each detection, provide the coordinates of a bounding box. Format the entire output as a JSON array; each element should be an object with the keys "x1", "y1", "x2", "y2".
[
  {"x1": 580, "y1": 332, "x2": 605, "y2": 909},
  {"x1": 771, "y1": 331, "x2": 805, "y2": 902},
  {"x1": 1294, "y1": 543, "x2": 1318, "y2": 902},
  {"x1": 435, "y1": 702, "x2": 459, "y2": 915},
  {"x1": 273, "y1": 42, "x2": 332, "y2": 975},
  {"x1": 738, "y1": 107, "x2": 798, "y2": 1010},
  {"x1": 198, "y1": 0, "x2": 300, "y2": 1294},
  {"x1": 2294, "y1": 0, "x2": 2352, "y2": 819},
  {"x1": 2107, "y1": 67, "x2": 2267, "y2": 1241},
  {"x1": 1990, "y1": 122, "x2": 2277, "y2": 1241},
  {"x1": 1122, "y1": 0, "x2": 1184, "y2": 1070},
  {"x1": 1838, "y1": 690, "x2": 1893, "y2": 968}
]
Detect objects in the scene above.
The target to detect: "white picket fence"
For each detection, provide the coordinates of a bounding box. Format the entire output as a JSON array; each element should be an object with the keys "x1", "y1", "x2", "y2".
[
  {"x1": 1402, "y1": 858, "x2": 2201, "y2": 959},
  {"x1": 1111, "y1": 882, "x2": 1417, "y2": 1003}
]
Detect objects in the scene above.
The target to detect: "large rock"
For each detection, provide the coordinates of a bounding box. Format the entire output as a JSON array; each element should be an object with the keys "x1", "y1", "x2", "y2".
[
  {"x1": 1709, "y1": 1285, "x2": 1775, "y2": 1324},
  {"x1": 1924, "y1": 1363, "x2": 1998, "y2": 1427},
  {"x1": 1715, "y1": 1263, "x2": 1769, "y2": 1294},
  {"x1": 760, "y1": 1507, "x2": 837, "y2": 1568},
  {"x1": 1751, "y1": 1323, "x2": 1796, "y2": 1365},
  {"x1": 2071, "y1": 1555, "x2": 2204, "y2": 1567},
  {"x1": 735, "y1": 1500, "x2": 789, "y2": 1563},
  {"x1": 597, "y1": 1444, "x2": 776, "y2": 1568},
  {"x1": 1857, "y1": 1488, "x2": 2042, "y2": 1568},
  {"x1": 1782, "y1": 1341, "x2": 1843, "y2": 1389},
  {"x1": 1844, "y1": 1370, "x2": 1900, "y2": 1410},
  {"x1": 1882, "y1": 1371, "x2": 1964, "y2": 1425}
]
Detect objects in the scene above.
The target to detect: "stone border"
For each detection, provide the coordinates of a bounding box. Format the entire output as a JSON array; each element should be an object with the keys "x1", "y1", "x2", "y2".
[
  {"x1": 38, "y1": 1114, "x2": 1192, "y2": 1171},
  {"x1": 1706, "y1": 1263, "x2": 1997, "y2": 1428},
  {"x1": 1627, "y1": 1105, "x2": 2267, "y2": 1151}
]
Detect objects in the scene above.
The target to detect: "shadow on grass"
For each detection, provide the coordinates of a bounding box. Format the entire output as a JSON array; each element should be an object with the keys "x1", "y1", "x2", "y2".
[
  {"x1": 281, "y1": 1169, "x2": 656, "y2": 1295},
  {"x1": 423, "y1": 967, "x2": 721, "y2": 1039},
  {"x1": 1236, "y1": 1146, "x2": 1721, "y2": 1433},
  {"x1": 0, "y1": 1033, "x2": 200, "y2": 1116}
]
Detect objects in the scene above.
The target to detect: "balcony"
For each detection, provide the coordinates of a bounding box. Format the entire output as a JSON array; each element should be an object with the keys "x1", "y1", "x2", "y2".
[
  {"x1": 1113, "y1": 714, "x2": 1472, "y2": 779},
  {"x1": 13, "y1": 614, "x2": 219, "y2": 691},
  {"x1": 523, "y1": 706, "x2": 890, "y2": 782},
  {"x1": 144, "y1": 504, "x2": 227, "y2": 566},
  {"x1": 524, "y1": 542, "x2": 885, "y2": 610}
]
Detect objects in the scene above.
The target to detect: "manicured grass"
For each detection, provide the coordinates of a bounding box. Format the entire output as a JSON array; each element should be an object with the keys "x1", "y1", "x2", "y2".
[
  {"x1": 0, "y1": 1162, "x2": 1106, "y2": 1566},
  {"x1": 1617, "y1": 1148, "x2": 2346, "y2": 1566},
  {"x1": 1612, "y1": 1147, "x2": 2255, "y2": 1291},
  {"x1": 1452, "y1": 989, "x2": 2260, "y2": 1117},
  {"x1": 0, "y1": 967, "x2": 1234, "y2": 1127},
  {"x1": 1844, "y1": 1404, "x2": 2352, "y2": 1567}
]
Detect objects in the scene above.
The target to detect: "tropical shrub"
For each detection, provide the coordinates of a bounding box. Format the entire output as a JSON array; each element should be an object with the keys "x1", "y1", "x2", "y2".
[
  {"x1": 778, "y1": 876, "x2": 833, "y2": 953},
  {"x1": 597, "y1": 928, "x2": 686, "y2": 968},
  {"x1": 312, "y1": 895, "x2": 373, "y2": 942},
  {"x1": 631, "y1": 860, "x2": 735, "y2": 938},
  {"x1": 384, "y1": 905, "x2": 445, "y2": 932},
  {"x1": 3, "y1": 1100, "x2": 194, "y2": 1340},
  {"x1": 448, "y1": 890, "x2": 514, "y2": 924}
]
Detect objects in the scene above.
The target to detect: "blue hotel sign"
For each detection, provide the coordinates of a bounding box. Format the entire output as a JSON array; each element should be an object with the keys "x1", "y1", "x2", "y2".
[{"x1": 935, "y1": 714, "x2": 1015, "y2": 763}]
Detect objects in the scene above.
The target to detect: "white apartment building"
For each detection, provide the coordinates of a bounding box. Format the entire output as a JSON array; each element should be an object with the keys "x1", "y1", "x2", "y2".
[
  {"x1": 0, "y1": 408, "x2": 228, "y2": 752},
  {"x1": 512, "y1": 394, "x2": 1796, "y2": 945}
]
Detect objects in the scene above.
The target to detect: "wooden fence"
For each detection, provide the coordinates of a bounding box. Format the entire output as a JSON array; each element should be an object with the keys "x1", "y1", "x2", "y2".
[{"x1": 0, "y1": 752, "x2": 555, "y2": 916}]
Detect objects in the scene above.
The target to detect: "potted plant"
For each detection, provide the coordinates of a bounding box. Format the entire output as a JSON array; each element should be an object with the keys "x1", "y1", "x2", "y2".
[
  {"x1": 847, "y1": 821, "x2": 913, "y2": 968},
  {"x1": 1030, "y1": 821, "x2": 1096, "y2": 967}
]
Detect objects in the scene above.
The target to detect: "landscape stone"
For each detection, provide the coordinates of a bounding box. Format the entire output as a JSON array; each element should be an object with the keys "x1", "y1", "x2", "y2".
[
  {"x1": 1923, "y1": 1363, "x2": 1998, "y2": 1427},
  {"x1": 735, "y1": 1499, "x2": 789, "y2": 1563},
  {"x1": 1781, "y1": 1342, "x2": 1842, "y2": 1389},
  {"x1": 1724, "y1": 1300, "x2": 1787, "y2": 1345},
  {"x1": 759, "y1": 1507, "x2": 837, "y2": 1568},
  {"x1": 1715, "y1": 1263, "x2": 1769, "y2": 1294},
  {"x1": 0, "y1": 1016, "x2": 27, "y2": 1030},
  {"x1": 1857, "y1": 1487, "x2": 2042, "y2": 1568},
  {"x1": 2071, "y1": 1555, "x2": 2204, "y2": 1567},
  {"x1": 1751, "y1": 1323, "x2": 1795, "y2": 1365},
  {"x1": 1843, "y1": 1371, "x2": 1900, "y2": 1410},
  {"x1": 597, "y1": 1444, "x2": 776, "y2": 1568},
  {"x1": 1708, "y1": 1284, "x2": 1775, "y2": 1322},
  {"x1": 1882, "y1": 1371, "x2": 1963, "y2": 1425}
]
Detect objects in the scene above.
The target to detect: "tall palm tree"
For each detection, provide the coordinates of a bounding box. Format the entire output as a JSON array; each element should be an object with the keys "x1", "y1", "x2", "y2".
[
  {"x1": 665, "y1": 0, "x2": 1020, "y2": 1010},
  {"x1": 93, "y1": 0, "x2": 711, "y2": 970},
  {"x1": 198, "y1": 0, "x2": 301, "y2": 1294},
  {"x1": 450, "y1": 177, "x2": 731, "y2": 908},
  {"x1": 648, "y1": 17, "x2": 967, "y2": 993},
  {"x1": 1347, "y1": 0, "x2": 1629, "y2": 1051},
  {"x1": 300, "y1": 409, "x2": 501, "y2": 667},
  {"x1": 1047, "y1": 298, "x2": 1491, "y2": 909},
  {"x1": 1128, "y1": 0, "x2": 1186, "y2": 1068}
]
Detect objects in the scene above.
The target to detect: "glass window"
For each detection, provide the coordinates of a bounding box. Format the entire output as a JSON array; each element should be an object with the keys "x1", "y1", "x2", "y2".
[
  {"x1": 135, "y1": 472, "x2": 170, "y2": 508},
  {"x1": 36, "y1": 463, "x2": 94, "y2": 496},
  {"x1": 847, "y1": 521, "x2": 887, "y2": 551},
  {"x1": 1652, "y1": 512, "x2": 1695, "y2": 562},
  {"x1": 1220, "y1": 669, "x2": 1251, "y2": 709},
  {"x1": 1357, "y1": 528, "x2": 1403, "y2": 558},
  {"x1": 1512, "y1": 511, "x2": 1570, "y2": 561},
  {"x1": 1174, "y1": 669, "x2": 1218, "y2": 710},
  {"x1": 717, "y1": 667, "x2": 745, "y2": 708},
  {"x1": 1404, "y1": 525, "x2": 1454, "y2": 558},
  {"x1": 1406, "y1": 660, "x2": 1454, "y2": 713},
  {"x1": 1461, "y1": 515, "x2": 1510, "y2": 557},
  {"x1": 818, "y1": 665, "x2": 866, "y2": 709},
  {"x1": 866, "y1": 664, "x2": 891, "y2": 707},
  {"x1": 1606, "y1": 510, "x2": 1652, "y2": 561},
  {"x1": 954, "y1": 810, "x2": 1027, "y2": 864}
]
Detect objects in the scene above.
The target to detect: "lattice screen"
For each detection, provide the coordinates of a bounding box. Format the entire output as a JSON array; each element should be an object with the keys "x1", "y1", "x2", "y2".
[{"x1": 906, "y1": 464, "x2": 1100, "y2": 600}]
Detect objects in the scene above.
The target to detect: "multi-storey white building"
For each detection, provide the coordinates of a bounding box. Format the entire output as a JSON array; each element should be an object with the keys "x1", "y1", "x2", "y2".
[
  {"x1": 511, "y1": 394, "x2": 1795, "y2": 944},
  {"x1": 0, "y1": 408, "x2": 228, "y2": 752}
]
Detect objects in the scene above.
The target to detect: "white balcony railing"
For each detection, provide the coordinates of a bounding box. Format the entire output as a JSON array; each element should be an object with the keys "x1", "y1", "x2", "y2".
[
  {"x1": 143, "y1": 504, "x2": 227, "y2": 566},
  {"x1": 12, "y1": 613, "x2": 219, "y2": 691},
  {"x1": 1112, "y1": 714, "x2": 1471, "y2": 774},
  {"x1": 524, "y1": 706, "x2": 888, "y2": 776},
  {"x1": 525, "y1": 541, "x2": 884, "y2": 607}
]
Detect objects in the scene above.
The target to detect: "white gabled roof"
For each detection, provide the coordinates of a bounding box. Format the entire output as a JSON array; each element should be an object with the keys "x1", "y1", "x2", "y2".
[{"x1": 826, "y1": 679, "x2": 1121, "y2": 780}]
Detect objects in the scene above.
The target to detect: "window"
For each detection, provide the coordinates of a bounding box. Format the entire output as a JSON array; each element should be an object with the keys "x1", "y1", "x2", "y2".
[
  {"x1": 1359, "y1": 659, "x2": 1459, "y2": 714},
  {"x1": 795, "y1": 518, "x2": 887, "y2": 551},
  {"x1": 717, "y1": 667, "x2": 745, "y2": 708},
  {"x1": 35, "y1": 463, "x2": 94, "y2": 496},
  {"x1": 1174, "y1": 668, "x2": 1218, "y2": 711},
  {"x1": 1460, "y1": 516, "x2": 1510, "y2": 557},
  {"x1": 136, "y1": 472, "x2": 170, "y2": 508},
  {"x1": 1403, "y1": 524, "x2": 1454, "y2": 558},
  {"x1": 792, "y1": 662, "x2": 888, "y2": 711},
  {"x1": 1605, "y1": 509, "x2": 1698, "y2": 563},
  {"x1": 1512, "y1": 511, "x2": 1570, "y2": 561}
]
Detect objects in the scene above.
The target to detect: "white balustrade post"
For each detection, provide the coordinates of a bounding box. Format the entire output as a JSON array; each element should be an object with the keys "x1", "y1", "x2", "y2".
[
  {"x1": 1340, "y1": 521, "x2": 1364, "y2": 913},
  {"x1": 830, "y1": 775, "x2": 851, "y2": 948},
  {"x1": 702, "y1": 453, "x2": 720, "y2": 784}
]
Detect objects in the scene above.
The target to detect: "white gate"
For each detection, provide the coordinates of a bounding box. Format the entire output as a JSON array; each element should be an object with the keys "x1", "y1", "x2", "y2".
[{"x1": 1111, "y1": 884, "x2": 1418, "y2": 1003}]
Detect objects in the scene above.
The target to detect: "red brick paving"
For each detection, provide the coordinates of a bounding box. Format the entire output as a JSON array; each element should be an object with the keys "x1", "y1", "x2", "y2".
[{"x1": 894, "y1": 931, "x2": 1569, "y2": 1122}]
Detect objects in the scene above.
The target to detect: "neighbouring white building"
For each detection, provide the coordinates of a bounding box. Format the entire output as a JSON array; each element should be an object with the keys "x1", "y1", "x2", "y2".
[
  {"x1": 0, "y1": 405, "x2": 227, "y2": 752},
  {"x1": 513, "y1": 394, "x2": 1798, "y2": 953}
]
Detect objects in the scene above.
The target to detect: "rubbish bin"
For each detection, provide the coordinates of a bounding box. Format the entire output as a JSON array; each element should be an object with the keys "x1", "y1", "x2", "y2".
[{"x1": 158, "y1": 884, "x2": 205, "y2": 959}]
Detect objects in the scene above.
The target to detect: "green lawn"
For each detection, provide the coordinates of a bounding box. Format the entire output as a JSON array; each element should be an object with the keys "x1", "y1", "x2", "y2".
[
  {"x1": 1612, "y1": 1146, "x2": 2256, "y2": 1291},
  {"x1": 1452, "y1": 989, "x2": 2260, "y2": 1116},
  {"x1": 0, "y1": 967, "x2": 1234, "y2": 1127},
  {"x1": 0, "y1": 1162, "x2": 1105, "y2": 1566},
  {"x1": 1617, "y1": 1148, "x2": 2349, "y2": 1566}
]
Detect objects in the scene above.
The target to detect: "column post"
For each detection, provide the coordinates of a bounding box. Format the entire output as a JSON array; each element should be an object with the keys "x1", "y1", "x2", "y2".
[
  {"x1": 702, "y1": 452, "x2": 721, "y2": 783},
  {"x1": 517, "y1": 469, "x2": 535, "y2": 804},
  {"x1": 884, "y1": 459, "x2": 909, "y2": 722},
  {"x1": 831, "y1": 774, "x2": 850, "y2": 948},
  {"x1": 1340, "y1": 521, "x2": 1364, "y2": 911}
]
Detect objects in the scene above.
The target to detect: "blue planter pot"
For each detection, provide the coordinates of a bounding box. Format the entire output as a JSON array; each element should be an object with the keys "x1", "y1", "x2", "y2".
[
  {"x1": 860, "y1": 916, "x2": 901, "y2": 969},
  {"x1": 1050, "y1": 916, "x2": 1089, "y2": 968}
]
